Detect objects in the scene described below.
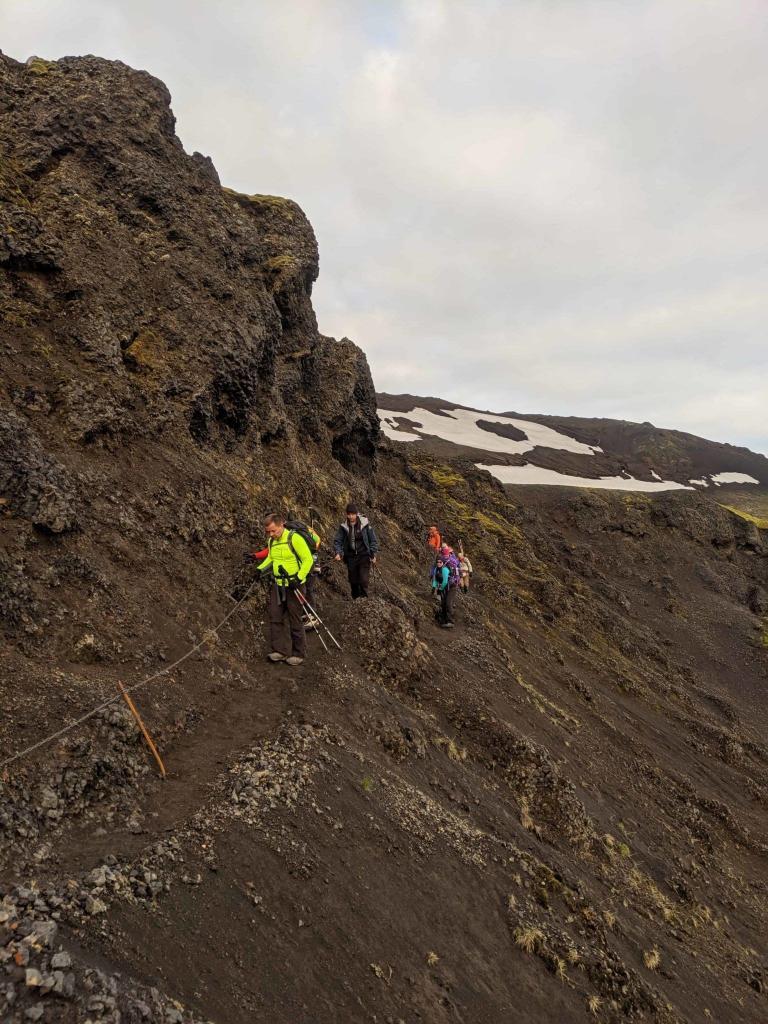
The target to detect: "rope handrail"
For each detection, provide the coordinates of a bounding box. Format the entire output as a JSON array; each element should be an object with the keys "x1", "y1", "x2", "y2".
[{"x1": 0, "y1": 579, "x2": 258, "y2": 773}]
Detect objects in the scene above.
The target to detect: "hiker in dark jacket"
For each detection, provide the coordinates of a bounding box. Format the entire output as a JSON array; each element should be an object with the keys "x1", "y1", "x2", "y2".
[{"x1": 333, "y1": 502, "x2": 379, "y2": 599}]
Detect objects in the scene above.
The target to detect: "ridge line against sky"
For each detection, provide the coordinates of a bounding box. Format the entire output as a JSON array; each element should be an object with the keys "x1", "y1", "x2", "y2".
[{"x1": 2, "y1": 0, "x2": 767, "y2": 455}]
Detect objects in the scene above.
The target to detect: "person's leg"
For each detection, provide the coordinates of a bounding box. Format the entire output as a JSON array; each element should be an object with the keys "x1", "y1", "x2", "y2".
[
  {"x1": 269, "y1": 585, "x2": 291, "y2": 657},
  {"x1": 357, "y1": 556, "x2": 371, "y2": 598},
  {"x1": 305, "y1": 569, "x2": 317, "y2": 609},
  {"x1": 287, "y1": 587, "x2": 307, "y2": 659},
  {"x1": 445, "y1": 585, "x2": 457, "y2": 624},
  {"x1": 439, "y1": 589, "x2": 448, "y2": 624},
  {"x1": 348, "y1": 556, "x2": 362, "y2": 598}
]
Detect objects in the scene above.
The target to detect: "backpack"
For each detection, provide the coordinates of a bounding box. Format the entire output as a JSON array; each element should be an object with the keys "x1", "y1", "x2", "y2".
[
  {"x1": 431, "y1": 553, "x2": 461, "y2": 588},
  {"x1": 284, "y1": 520, "x2": 321, "y2": 558},
  {"x1": 444, "y1": 552, "x2": 461, "y2": 587},
  {"x1": 267, "y1": 524, "x2": 320, "y2": 567}
]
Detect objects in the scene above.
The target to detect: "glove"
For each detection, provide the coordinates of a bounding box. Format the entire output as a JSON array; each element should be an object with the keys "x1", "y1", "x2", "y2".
[{"x1": 287, "y1": 577, "x2": 301, "y2": 591}]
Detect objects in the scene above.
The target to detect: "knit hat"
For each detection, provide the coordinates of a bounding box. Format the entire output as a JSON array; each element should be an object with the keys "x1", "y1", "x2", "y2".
[{"x1": 346, "y1": 502, "x2": 358, "y2": 514}]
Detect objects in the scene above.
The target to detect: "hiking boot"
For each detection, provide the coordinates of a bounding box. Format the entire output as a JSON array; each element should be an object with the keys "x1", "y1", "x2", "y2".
[
  {"x1": 286, "y1": 656, "x2": 304, "y2": 667},
  {"x1": 268, "y1": 652, "x2": 287, "y2": 662}
]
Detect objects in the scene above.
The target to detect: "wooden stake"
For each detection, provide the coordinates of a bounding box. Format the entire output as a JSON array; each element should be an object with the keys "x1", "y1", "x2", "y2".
[{"x1": 118, "y1": 682, "x2": 166, "y2": 778}]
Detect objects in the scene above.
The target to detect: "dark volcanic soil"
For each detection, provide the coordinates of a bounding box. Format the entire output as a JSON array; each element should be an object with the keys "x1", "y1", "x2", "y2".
[{"x1": 1, "y1": 54, "x2": 767, "y2": 1024}]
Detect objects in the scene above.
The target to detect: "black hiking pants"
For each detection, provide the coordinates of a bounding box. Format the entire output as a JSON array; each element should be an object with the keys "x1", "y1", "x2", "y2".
[
  {"x1": 269, "y1": 584, "x2": 307, "y2": 658},
  {"x1": 305, "y1": 568, "x2": 318, "y2": 610},
  {"x1": 346, "y1": 553, "x2": 371, "y2": 599},
  {"x1": 439, "y1": 586, "x2": 457, "y2": 625}
]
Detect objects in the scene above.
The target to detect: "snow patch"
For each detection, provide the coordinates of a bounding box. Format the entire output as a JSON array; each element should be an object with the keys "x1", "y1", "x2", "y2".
[
  {"x1": 378, "y1": 407, "x2": 601, "y2": 457},
  {"x1": 478, "y1": 464, "x2": 693, "y2": 492},
  {"x1": 710, "y1": 472, "x2": 760, "y2": 486},
  {"x1": 689, "y1": 478, "x2": 709, "y2": 487},
  {"x1": 650, "y1": 470, "x2": 662, "y2": 481}
]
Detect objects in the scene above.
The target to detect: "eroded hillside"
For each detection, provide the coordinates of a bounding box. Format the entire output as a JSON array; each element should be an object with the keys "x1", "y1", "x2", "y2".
[{"x1": 1, "y1": 53, "x2": 767, "y2": 1024}]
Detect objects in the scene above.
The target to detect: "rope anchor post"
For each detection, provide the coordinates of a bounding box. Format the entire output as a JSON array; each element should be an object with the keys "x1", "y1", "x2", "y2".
[{"x1": 118, "y1": 681, "x2": 166, "y2": 779}]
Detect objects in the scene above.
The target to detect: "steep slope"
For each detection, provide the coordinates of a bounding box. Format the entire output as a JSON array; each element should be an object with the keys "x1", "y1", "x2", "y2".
[{"x1": 1, "y1": 54, "x2": 767, "y2": 1024}]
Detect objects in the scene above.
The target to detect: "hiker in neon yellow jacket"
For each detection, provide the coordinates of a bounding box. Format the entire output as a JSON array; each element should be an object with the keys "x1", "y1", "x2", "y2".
[{"x1": 257, "y1": 513, "x2": 314, "y2": 665}]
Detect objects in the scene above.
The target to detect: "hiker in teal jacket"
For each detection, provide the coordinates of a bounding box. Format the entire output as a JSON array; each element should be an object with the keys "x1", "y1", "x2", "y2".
[{"x1": 430, "y1": 556, "x2": 457, "y2": 629}]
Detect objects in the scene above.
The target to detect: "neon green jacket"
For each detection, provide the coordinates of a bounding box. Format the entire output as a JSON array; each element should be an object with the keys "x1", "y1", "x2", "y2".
[{"x1": 257, "y1": 528, "x2": 314, "y2": 587}]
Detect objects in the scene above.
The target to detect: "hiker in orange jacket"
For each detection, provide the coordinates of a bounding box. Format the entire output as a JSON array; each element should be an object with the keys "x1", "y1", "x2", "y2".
[{"x1": 427, "y1": 526, "x2": 442, "y2": 554}]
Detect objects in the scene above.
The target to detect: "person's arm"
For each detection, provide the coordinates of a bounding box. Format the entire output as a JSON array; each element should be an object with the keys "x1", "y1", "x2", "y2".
[
  {"x1": 333, "y1": 525, "x2": 345, "y2": 556},
  {"x1": 439, "y1": 566, "x2": 450, "y2": 592},
  {"x1": 367, "y1": 524, "x2": 379, "y2": 556},
  {"x1": 257, "y1": 544, "x2": 273, "y2": 573},
  {"x1": 293, "y1": 532, "x2": 314, "y2": 583}
]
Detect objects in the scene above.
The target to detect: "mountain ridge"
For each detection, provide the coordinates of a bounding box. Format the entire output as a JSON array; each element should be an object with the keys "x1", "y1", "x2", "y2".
[{"x1": 377, "y1": 392, "x2": 768, "y2": 504}]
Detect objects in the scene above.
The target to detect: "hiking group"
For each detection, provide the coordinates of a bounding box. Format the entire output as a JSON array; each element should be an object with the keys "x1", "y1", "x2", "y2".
[
  {"x1": 248, "y1": 503, "x2": 379, "y2": 666},
  {"x1": 248, "y1": 508, "x2": 473, "y2": 663},
  {"x1": 427, "y1": 525, "x2": 472, "y2": 629}
]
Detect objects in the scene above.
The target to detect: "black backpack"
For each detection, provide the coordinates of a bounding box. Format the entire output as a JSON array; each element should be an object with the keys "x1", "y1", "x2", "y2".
[{"x1": 284, "y1": 520, "x2": 320, "y2": 557}]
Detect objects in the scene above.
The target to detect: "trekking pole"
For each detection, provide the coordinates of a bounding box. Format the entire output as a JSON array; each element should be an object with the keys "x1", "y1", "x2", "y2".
[
  {"x1": 294, "y1": 588, "x2": 342, "y2": 651},
  {"x1": 294, "y1": 590, "x2": 330, "y2": 653},
  {"x1": 278, "y1": 566, "x2": 341, "y2": 651}
]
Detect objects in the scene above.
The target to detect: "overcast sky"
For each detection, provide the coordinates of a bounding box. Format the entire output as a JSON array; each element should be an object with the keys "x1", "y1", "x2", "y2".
[{"x1": 3, "y1": 1, "x2": 767, "y2": 453}]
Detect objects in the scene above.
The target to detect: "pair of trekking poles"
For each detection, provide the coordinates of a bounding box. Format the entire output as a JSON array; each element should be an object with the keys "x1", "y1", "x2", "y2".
[{"x1": 276, "y1": 566, "x2": 341, "y2": 654}]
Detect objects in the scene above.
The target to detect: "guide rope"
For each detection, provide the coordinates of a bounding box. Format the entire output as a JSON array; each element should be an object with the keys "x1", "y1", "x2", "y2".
[{"x1": 0, "y1": 579, "x2": 258, "y2": 773}]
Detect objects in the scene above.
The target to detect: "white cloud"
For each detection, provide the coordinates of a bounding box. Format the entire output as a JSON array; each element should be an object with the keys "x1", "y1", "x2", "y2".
[{"x1": 2, "y1": 0, "x2": 766, "y2": 453}]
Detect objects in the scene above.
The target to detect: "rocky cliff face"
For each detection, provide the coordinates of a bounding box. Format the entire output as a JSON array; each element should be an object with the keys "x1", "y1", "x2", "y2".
[
  {"x1": 0, "y1": 51, "x2": 378, "y2": 519},
  {"x1": 1, "y1": 53, "x2": 767, "y2": 1024}
]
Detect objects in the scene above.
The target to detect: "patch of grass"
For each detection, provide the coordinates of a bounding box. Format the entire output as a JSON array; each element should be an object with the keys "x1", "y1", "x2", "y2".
[
  {"x1": 719, "y1": 504, "x2": 768, "y2": 530},
  {"x1": 222, "y1": 187, "x2": 296, "y2": 219},
  {"x1": 513, "y1": 926, "x2": 544, "y2": 954},
  {"x1": 643, "y1": 947, "x2": 661, "y2": 970},
  {"x1": 518, "y1": 797, "x2": 535, "y2": 832},
  {"x1": 431, "y1": 466, "x2": 464, "y2": 488},
  {"x1": 587, "y1": 994, "x2": 602, "y2": 1015},
  {"x1": 26, "y1": 57, "x2": 56, "y2": 75},
  {"x1": 123, "y1": 329, "x2": 164, "y2": 372},
  {"x1": 361, "y1": 776, "x2": 374, "y2": 793},
  {"x1": 433, "y1": 735, "x2": 467, "y2": 761},
  {"x1": 618, "y1": 842, "x2": 631, "y2": 859},
  {"x1": 264, "y1": 254, "x2": 297, "y2": 273},
  {"x1": 425, "y1": 951, "x2": 439, "y2": 966}
]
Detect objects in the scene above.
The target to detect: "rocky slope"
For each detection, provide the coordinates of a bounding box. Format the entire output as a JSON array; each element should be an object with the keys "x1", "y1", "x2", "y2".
[{"x1": 1, "y1": 53, "x2": 767, "y2": 1024}]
